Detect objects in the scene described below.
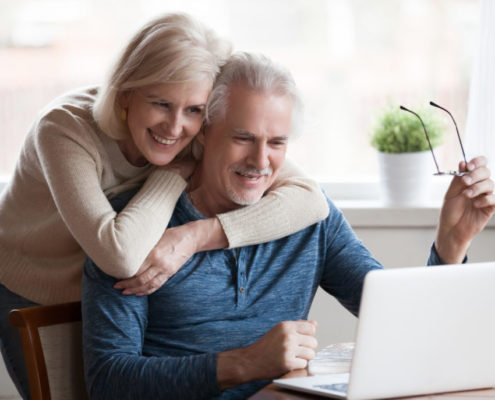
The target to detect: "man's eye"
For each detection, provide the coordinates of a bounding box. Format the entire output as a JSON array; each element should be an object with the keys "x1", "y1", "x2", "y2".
[
  {"x1": 234, "y1": 136, "x2": 251, "y2": 142},
  {"x1": 188, "y1": 106, "x2": 203, "y2": 114}
]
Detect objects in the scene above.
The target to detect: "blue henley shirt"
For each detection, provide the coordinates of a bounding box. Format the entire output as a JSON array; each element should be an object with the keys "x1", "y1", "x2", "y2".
[{"x1": 82, "y1": 189, "x2": 442, "y2": 399}]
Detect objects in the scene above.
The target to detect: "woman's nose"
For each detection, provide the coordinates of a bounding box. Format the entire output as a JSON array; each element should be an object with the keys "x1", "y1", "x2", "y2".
[{"x1": 165, "y1": 113, "x2": 183, "y2": 136}]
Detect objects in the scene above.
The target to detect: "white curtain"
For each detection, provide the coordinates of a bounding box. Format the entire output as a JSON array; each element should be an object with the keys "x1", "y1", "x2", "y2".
[{"x1": 465, "y1": 0, "x2": 495, "y2": 170}]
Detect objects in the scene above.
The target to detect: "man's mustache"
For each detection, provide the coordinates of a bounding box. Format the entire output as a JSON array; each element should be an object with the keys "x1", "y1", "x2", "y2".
[{"x1": 231, "y1": 165, "x2": 273, "y2": 177}]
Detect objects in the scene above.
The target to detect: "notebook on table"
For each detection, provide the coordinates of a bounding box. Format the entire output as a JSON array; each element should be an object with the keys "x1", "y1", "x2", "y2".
[{"x1": 273, "y1": 262, "x2": 495, "y2": 399}]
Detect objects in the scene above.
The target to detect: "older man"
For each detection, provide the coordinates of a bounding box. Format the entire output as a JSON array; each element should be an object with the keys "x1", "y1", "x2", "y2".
[{"x1": 82, "y1": 53, "x2": 495, "y2": 400}]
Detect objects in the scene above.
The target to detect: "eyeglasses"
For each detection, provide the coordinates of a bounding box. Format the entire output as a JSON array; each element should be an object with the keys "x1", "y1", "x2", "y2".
[{"x1": 400, "y1": 101, "x2": 468, "y2": 176}]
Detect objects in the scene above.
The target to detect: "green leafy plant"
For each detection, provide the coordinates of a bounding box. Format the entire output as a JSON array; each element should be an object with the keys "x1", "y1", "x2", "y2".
[{"x1": 370, "y1": 104, "x2": 445, "y2": 153}]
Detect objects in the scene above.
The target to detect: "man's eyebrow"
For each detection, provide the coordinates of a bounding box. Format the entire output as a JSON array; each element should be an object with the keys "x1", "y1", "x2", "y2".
[
  {"x1": 233, "y1": 128, "x2": 255, "y2": 137},
  {"x1": 272, "y1": 135, "x2": 289, "y2": 141},
  {"x1": 233, "y1": 129, "x2": 289, "y2": 141}
]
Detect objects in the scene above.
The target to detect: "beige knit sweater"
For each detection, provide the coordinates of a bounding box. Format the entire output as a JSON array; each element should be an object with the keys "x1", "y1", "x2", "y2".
[{"x1": 0, "y1": 87, "x2": 329, "y2": 304}]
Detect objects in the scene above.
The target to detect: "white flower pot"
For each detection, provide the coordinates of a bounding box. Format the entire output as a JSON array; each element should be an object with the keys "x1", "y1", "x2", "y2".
[{"x1": 377, "y1": 151, "x2": 434, "y2": 206}]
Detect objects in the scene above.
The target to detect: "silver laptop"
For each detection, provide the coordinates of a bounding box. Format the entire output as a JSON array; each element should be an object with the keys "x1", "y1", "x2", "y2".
[{"x1": 274, "y1": 262, "x2": 495, "y2": 399}]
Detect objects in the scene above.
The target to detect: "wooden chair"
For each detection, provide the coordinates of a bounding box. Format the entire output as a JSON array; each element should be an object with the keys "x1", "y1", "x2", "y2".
[{"x1": 9, "y1": 301, "x2": 88, "y2": 400}]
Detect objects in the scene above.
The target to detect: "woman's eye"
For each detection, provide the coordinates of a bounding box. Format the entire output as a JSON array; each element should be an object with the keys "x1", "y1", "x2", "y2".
[{"x1": 153, "y1": 102, "x2": 170, "y2": 109}]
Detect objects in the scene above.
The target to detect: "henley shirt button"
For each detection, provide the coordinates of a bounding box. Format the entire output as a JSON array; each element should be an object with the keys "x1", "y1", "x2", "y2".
[{"x1": 239, "y1": 287, "x2": 245, "y2": 293}]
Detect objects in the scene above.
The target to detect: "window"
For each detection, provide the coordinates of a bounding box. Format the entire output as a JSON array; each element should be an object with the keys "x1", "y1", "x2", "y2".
[
  {"x1": 0, "y1": 0, "x2": 479, "y2": 185},
  {"x1": 465, "y1": 0, "x2": 495, "y2": 172}
]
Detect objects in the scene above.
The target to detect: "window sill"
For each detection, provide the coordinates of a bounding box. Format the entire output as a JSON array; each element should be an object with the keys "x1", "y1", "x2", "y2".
[
  {"x1": 335, "y1": 200, "x2": 442, "y2": 228},
  {"x1": 321, "y1": 180, "x2": 495, "y2": 229},
  {"x1": 321, "y1": 179, "x2": 444, "y2": 229}
]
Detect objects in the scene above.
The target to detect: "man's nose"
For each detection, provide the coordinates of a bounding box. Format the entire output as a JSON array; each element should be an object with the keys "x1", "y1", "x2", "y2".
[{"x1": 250, "y1": 143, "x2": 270, "y2": 170}]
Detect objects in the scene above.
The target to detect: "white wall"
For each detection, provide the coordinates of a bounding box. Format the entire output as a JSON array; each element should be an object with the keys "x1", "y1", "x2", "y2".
[{"x1": 0, "y1": 361, "x2": 18, "y2": 399}]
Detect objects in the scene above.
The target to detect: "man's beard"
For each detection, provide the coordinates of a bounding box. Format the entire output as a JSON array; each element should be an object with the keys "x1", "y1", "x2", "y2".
[{"x1": 226, "y1": 166, "x2": 273, "y2": 206}]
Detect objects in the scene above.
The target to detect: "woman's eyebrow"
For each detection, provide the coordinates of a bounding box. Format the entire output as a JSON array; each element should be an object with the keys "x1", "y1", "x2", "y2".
[
  {"x1": 144, "y1": 93, "x2": 206, "y2": 107},
  {"x1": 141, "y1": 92, "x2": 166, "y2": 102}
]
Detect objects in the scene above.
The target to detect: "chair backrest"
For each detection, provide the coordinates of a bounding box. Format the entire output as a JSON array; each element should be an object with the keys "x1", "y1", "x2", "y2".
[{"x1": 9, "y1": 301, "x2": 88, "y2": 400}]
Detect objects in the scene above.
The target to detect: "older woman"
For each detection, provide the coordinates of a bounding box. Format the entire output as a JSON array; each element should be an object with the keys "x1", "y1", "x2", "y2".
[{"x1": 0, "y1": 13, "x2": 328, "y2": 399}]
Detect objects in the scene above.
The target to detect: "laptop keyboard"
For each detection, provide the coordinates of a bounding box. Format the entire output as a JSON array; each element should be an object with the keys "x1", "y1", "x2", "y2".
[{"x1": 314, "y1": 383, "x2": 348, "y2": 393}]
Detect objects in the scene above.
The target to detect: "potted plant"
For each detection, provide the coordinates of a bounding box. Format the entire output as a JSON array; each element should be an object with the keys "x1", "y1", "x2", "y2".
[{"x1": 370, "y1": 104, "x2": 445, "y2": 205}]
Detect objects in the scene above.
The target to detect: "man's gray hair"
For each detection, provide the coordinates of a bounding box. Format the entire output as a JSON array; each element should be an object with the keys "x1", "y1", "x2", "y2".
[{"x1": 205, "y1": 52, "x2": 304, "y2": 136}]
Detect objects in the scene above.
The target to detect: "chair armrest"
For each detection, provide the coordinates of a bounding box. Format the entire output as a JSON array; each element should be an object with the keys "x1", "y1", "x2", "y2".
[{"x1": 9, "y1": 301, "x2": 82, "y2": 328}]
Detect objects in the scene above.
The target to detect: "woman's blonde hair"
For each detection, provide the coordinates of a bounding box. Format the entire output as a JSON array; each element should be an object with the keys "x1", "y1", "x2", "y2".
[{"x1": 93, "y1": 13, "x2": 232, "y2": 140}]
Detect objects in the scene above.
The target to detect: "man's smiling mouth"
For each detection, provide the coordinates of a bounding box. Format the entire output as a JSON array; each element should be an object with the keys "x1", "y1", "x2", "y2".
[{"x1": 235, "y1": 171, "x2": 262, "y2": 180}]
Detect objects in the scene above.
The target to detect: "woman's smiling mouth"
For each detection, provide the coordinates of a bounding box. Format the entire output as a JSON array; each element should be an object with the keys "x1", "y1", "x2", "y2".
[{"x1": 148, "y1": 129, "x2": 177, "y2": 145}]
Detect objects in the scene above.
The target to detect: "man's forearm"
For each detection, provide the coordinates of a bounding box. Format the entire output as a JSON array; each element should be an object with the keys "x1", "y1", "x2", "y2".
[
  {"x1": 82, "y1": 260, "x2": 221, "y2": 400},
  {"x1": 434, "y1": 230, "x2": 470, "y2": 264},
  {"x1": 217, "y1": 348, "x2": 247, "y2": 390},
  {"x1": 217, "y1": 320, "x2": 319, "y2": 390},
  {"x1": 86, "y1": 352, "x2": 219, "y2": 400},
  {"x1": 217, "y1": 347, "x2": 264, "y2": 391}
]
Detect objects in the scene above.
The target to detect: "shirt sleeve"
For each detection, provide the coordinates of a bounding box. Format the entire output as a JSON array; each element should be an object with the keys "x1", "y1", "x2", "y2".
[
  {"x1": 82, "y1": 258, "x2": 221, "y2": 400},
  {"x1": 217, "y1": 158, "x2": 329, "y2": 248},
  {"x1": 319, "y1": 202, "x2": 467, "y2": 316},
  {"x1": 320, "y1": 200, "x2": 383, "y2": 316},
  {"x1": 34, "y1": 108, "x2": 186, "y2": 279},
  {"x1": 426, "y1": 243, "x2": 468, "y2": 265}
]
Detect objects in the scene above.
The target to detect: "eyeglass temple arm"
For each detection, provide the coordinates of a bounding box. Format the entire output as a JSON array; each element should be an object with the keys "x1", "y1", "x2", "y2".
[
  {"x1": 399, "y1": 105, "x2": 442, "y2": 174},
  {"x1": 429, "y1": 101, "x2": 468, "y2": 164}
]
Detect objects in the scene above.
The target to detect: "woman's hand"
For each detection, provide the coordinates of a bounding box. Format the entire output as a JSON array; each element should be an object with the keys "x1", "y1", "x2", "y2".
[
  {"x1": 114, "y1": 217, "x2": 228, "y2": 296},
  {"x1": 114, "y1": 224, "x2": 197, "y2": 295}
]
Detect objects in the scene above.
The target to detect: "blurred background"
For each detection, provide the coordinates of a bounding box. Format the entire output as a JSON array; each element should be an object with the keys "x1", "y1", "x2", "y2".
[{"x1": 0, "y1": 0, "x2": 478, "y2": 182}]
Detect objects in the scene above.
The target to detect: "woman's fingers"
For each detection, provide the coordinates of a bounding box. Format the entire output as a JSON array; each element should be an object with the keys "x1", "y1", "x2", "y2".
[
  {"x1": 115, "y1": 265, "x2": 160, "y2": 291},
  {"x1": 121, "y1": 271, "x2": 170, "y2": 295},
  {"x1": 131, "y1": 272, "x2": 170, "y2": 296}
]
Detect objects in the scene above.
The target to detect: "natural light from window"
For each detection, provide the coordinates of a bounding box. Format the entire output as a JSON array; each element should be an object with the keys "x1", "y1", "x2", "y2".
[{"x1": 0, "y1": 0, "x2": 479, "y2": 185}]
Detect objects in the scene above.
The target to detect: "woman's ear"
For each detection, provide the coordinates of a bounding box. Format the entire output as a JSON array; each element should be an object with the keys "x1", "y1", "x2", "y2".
[{"x1": 117, "y1": 90, "x2": 131, "y2": 108}]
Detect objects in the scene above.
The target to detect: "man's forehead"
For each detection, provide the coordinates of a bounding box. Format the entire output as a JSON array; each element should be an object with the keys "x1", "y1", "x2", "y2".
[
  {"x1": 223, "y1": 85, "x2": 293, "y2": 134},
  {"x1": 227, "y1": 83, "x2": 291, "y2": 106}
]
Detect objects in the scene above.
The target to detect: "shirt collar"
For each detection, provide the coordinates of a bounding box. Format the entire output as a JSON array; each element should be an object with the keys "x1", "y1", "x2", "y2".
[{"x1": 176, "y1": 191, "x2": 208, "y2": 222}]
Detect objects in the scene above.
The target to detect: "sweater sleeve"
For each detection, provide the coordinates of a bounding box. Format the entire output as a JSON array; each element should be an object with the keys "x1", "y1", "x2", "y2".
[
  {"x1": 34, "y1": 107, "x2": 186, "y2": 279},
  {"x1": 82, "y1": 258, "x2": 221, "y2": 400},
  {"x1": 217, "y1": 158, "x2": 329, "y2": 248}
]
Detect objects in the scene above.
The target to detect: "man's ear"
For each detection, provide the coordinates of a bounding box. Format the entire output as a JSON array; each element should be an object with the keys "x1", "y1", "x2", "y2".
[{"x1": 197, "y1": 122, "x2": 207, "y2": 145}]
